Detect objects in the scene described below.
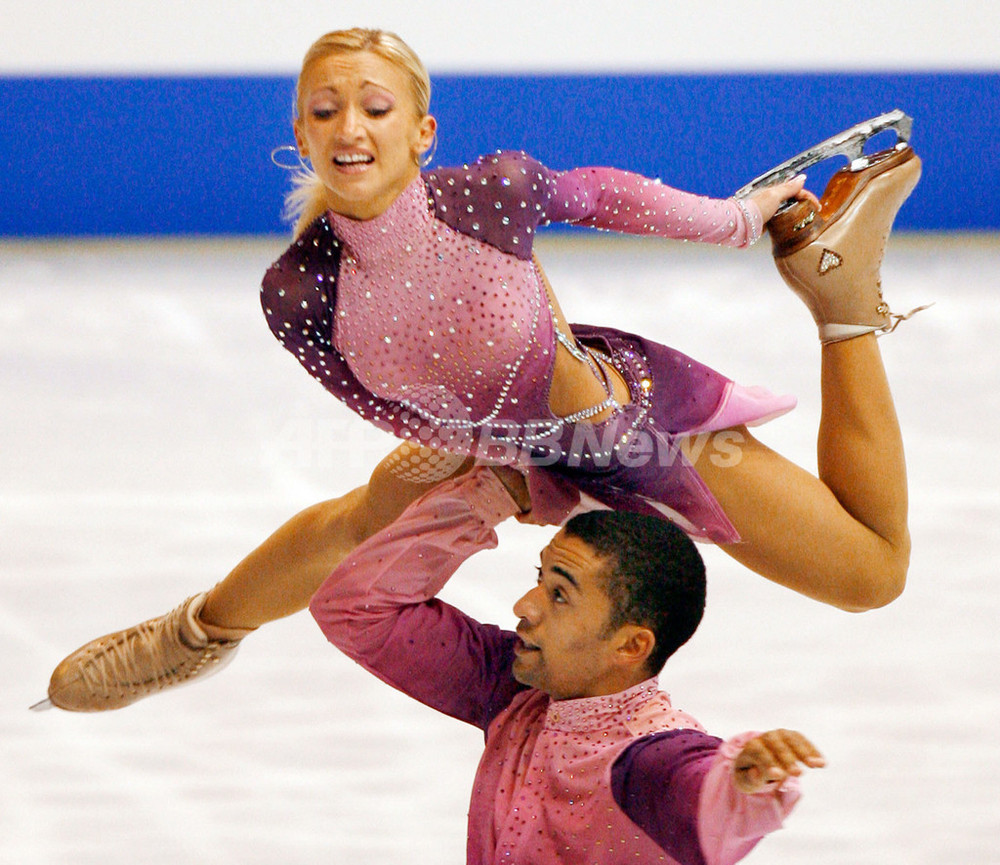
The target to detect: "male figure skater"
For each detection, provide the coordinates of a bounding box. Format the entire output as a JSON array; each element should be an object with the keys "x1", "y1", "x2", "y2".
[{"x1": 311, "y1": 466, "x2": 825, "y2": 864}]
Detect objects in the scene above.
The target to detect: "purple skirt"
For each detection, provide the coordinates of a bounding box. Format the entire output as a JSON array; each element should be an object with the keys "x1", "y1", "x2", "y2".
[{"x1": 526, "y1": 324, "x2": 796, "y2": 544}]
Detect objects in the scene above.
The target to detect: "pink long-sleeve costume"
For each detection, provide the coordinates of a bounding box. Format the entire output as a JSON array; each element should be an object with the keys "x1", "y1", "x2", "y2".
[
  {"x1": 261, "y1": 152, "x2": 795, "y2": 541},
  {"x1": 311, "y1": 469, "x2": 800, "y2": 864}
]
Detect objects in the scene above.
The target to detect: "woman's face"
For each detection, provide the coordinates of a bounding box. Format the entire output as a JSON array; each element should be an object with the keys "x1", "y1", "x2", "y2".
[{"x1": 294, "y1": 50, "x2": 435, "y2": 220}]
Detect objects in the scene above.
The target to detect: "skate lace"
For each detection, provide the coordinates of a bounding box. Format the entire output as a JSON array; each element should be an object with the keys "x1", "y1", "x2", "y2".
[
  {"x1": 79, "y1": 612, "x2": 210, "y2": 697},
  {"x1": 882, "y1": 302, "x2": 934, "y2": 335}
]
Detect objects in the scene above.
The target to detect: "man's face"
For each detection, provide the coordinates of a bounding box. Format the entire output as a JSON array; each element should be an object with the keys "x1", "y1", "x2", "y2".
[{"x1": 511, "y1": 530, "x2": 633, "y2": 701}]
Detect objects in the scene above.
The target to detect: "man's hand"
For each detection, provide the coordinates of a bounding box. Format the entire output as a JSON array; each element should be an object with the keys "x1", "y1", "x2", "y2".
[
  {"x1": 487, "y1": 465, "x2": 531, "y2": 513},
  {"x1": 732, "y1": 729, "x2": 825, "y2": 794}
]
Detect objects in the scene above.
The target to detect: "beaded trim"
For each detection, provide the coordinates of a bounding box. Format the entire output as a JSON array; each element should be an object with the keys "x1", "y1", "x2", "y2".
[
  {"x1": 552, "y1": 339, "x2": 656, "y2": 467},
  {"x1": 553, "y1": 318, "x2": 623, "y2": 420},
  {"x1": 559, "y1": 394, "x2": 620, "y2": 423},
  {"x1": 554, "y1": 325, "x2": 594, "y2": 366},
  {"x1": 733, "y1": 197, "x2": 761, "y2": 247}
]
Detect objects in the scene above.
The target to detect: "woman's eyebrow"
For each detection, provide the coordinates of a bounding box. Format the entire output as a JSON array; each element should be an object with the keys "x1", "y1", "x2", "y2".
[{"x1": 360, "y1": 79, "x2": 395, "y2": 93}]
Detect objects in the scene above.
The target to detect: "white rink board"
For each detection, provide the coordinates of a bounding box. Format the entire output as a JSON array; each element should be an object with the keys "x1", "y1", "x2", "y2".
[{"x1": 3, "y1": 0, "x2": 999, "y2": 73}]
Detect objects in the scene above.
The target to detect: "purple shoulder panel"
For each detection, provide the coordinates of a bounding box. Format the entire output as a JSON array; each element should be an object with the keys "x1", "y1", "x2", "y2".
[
  {"x1": 259, "y1": 217, "x2": 416, "y2": 441},
  {"x1": 611, "y1": 728, "x2": 723, "y2": 865},
  {"x1": 260, "y1": 215, "x2": 341, "y2": 354},
  {"x1": 423, "y1": 151, "x2": 554, "y2": 260}
]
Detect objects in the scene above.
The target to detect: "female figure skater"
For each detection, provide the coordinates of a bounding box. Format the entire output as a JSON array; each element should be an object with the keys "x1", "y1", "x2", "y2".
[{"x1": 40, "y1": 28, "x2": 920, "y2": 712}]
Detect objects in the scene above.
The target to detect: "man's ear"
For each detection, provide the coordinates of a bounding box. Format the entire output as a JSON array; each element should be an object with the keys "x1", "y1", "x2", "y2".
[{"x1": 615, "y1": 625, "x2": 656, "y2": 671}]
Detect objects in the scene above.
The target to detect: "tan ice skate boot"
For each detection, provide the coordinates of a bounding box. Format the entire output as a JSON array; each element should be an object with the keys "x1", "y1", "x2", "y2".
[
  {"x1": 768, "y1": 144, "x2": 923, "y2": 343},
  {"x1": 36, "y1": 593, "x2": 253, "y2": 712}
]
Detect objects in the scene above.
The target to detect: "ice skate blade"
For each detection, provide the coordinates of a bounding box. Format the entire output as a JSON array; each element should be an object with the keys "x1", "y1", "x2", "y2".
[
  {"x1": 29, "y1": 697, "x2": 54, "y2": 712},
  {"x1": 769, "y1": 145, "x2": 920, "y2": 259},
  {"x1": 734, "y1": 109, "x2": 913, "y2": 200}
]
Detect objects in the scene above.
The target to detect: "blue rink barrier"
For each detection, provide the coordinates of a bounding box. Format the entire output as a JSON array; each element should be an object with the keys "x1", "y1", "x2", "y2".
[{"x1": 2, "y1": 71, "x2": 996, "y2": 236}]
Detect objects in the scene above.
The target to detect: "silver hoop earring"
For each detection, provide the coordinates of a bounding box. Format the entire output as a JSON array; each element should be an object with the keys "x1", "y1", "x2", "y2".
[
  {"x1": 271, "y1": 144, "x2": 311, "y2": 171},
  {"x1": 419, "y1": 132, "x2": 439, "y2": 168}
]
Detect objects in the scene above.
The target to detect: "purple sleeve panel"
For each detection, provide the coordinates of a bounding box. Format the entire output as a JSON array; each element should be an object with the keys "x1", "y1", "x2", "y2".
[
  {"x1": 348, "y1": 597, "x2": 524, "y2": 731},
  {"x1": 611, "y1": 729, "x2": 722, "y2": 865},
  {"x1": 611, "y1": 729, "x2": 800, "y2": 865},
  {"x1": 309, "y1": 469, "x2": 527, "y2": 730}
]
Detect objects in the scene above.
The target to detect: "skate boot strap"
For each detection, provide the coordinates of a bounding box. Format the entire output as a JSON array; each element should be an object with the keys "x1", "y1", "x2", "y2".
[{"x1": 187, "y1": 592, "x2": 256, "y2": 644}]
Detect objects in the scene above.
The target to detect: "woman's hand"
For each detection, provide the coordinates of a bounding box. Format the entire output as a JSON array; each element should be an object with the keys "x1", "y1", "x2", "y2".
[{"x1": 747, "y1": 175, "x2": 821, "y2": 225}]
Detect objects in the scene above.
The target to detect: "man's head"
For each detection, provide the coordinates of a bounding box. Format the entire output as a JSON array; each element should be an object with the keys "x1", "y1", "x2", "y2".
[{"x1": 511, "y1": 510, "x2": 706, "y2": 701}]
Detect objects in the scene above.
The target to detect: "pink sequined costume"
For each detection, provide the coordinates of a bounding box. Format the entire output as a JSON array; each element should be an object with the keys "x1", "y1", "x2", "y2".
[
  {"x1": 311, "y1": 469, "x2": 801, "y2": 865},
  {"x1": 261, "y1": 152, "x2": 795, "y2": 541}
]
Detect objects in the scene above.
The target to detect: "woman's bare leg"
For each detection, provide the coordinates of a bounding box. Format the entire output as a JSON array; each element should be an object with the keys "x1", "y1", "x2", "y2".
[
  {"x1": 695, "y1": 141, "x2": 922, "y2": 610},
  {"x1": 43, "y1": 443, "x2": 474, "y2": 711},
  {"x1": 200, "y1": 445, "x2": 474, "y2": 630},
  {"x1": 690, "y1": 333, "x2": 909, "y2": 611}
]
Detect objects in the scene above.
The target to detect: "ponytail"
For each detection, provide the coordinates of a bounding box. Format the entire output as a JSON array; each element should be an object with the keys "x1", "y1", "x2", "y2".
[{"x1": 285, "y1": 168, "x2": 328, "y2": 238}]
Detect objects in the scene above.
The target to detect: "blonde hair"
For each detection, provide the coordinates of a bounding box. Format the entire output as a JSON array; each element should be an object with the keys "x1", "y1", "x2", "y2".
[{"x1": 285, "y1": 28, "x2": 432, "y2": 236}]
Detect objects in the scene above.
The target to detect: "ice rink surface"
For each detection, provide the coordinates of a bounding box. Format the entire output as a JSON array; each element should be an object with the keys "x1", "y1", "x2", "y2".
[{"x1": 2, "y1": 231, "x2": 998, "y2": 864}]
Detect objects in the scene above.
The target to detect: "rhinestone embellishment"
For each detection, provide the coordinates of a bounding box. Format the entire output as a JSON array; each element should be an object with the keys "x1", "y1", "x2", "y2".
[{"x1": 817, "y1": 248, "x2": 843, "y2": 275}]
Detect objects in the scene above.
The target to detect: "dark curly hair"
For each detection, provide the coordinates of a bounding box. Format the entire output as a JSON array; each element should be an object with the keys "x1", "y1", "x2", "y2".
[{"x1": 562, "y1": 510, "x2": 706, "y2": 675}]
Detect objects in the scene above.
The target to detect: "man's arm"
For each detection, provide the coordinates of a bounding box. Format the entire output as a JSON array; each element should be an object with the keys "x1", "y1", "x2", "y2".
[
  {"x1": 612, "y1": 728, "x2": 822, "y2": 865},
  {"x1": 309, "y1": 468, "x2": 525, "y2": 731}
]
